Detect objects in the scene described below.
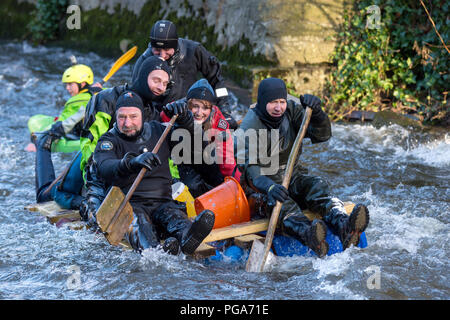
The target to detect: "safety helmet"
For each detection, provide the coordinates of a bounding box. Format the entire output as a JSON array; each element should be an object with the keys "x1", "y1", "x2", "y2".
[
  {"x1": 61, "y1": 64, "x2": 94, "y2": 85},
  {"x1": 150, "y1": 20, "x2": 178, "y2": 50}
]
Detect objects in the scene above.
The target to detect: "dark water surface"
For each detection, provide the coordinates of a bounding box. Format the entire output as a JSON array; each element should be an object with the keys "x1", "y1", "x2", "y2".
[{"x1": 0, "y1": 41, "x2": 448, "y2": 300}]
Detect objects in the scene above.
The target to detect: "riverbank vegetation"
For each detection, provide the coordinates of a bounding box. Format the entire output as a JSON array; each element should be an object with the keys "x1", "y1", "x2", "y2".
[{"x1": 325, "y1": 0, "x2": 449, "y2": 126}]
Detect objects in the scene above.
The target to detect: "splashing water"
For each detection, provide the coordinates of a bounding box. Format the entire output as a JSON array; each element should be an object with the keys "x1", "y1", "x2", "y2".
[{"x1": 0, "y1": 41, "x2": 448, "y2": 300}]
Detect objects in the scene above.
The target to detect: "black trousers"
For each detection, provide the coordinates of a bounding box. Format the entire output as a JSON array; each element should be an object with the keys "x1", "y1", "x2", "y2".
[{"x1": 126, "y1": 200, "x2": 192, "y2": 252}]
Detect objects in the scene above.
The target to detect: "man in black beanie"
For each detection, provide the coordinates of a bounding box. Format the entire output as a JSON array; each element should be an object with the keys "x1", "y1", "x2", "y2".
[
  {"x1": 235, "y1": 78, "x2": 370, "y2": 258},
  {"x1": 79, "y1": 56, "x2": 172, "y2": 226},
  {"x1": 92, "y1": 91, "x2": 215, "y2": 255},
  {"x1": 131, "y1": 19, "x2": 237, "y2": 129}
]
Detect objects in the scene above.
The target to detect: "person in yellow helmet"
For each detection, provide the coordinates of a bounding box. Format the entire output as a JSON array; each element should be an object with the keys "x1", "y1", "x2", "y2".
[
  {"x1": 28, "y1": 64, "x2": 101, "y2": 152},
  {"x1": 31, "y1": 64, "x2": 101, "y2": 209}
]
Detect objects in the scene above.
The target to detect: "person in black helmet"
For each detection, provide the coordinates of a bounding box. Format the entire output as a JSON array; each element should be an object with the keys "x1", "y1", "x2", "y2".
[{"x1": 131, "y1": 19, "x2": 237, "y2": 129}]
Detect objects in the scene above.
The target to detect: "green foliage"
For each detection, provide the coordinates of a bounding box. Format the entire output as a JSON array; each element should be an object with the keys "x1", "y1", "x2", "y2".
[
  {"x1": 27, "y1": 0, "x2": 68, "y2": 43},
  {"x1": 326, "y1": 0, "x2": 449, "y2": 125}
]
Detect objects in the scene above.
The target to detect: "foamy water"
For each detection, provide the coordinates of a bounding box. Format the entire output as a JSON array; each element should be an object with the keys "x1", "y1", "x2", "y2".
[{"x1": 0, "y1": 41, "x2": 448, "y2": 300}]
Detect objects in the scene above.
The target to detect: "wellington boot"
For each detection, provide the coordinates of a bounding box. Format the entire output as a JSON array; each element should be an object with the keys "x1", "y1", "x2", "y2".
[
  {"x1": 162, "y1": 237, "x2": 180, "y2": 255},
  {"x1": 180, "y1": 210, "x2": 215, "y2": 255},
  {"x1": 324, "y1": 204, "x2": 369, "y2": 250},
  {"x1": 282, "y1": 213, "x2": 329, "y2": 258}
]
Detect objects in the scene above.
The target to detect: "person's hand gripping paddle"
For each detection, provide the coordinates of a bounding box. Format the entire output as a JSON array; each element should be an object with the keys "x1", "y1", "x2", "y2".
[
  {"x1": 95, "y1": 115, "x2": 178, "y2": 246},
  {"x1": 245, "y1": 107, "x2": 313, "y2": 272}
]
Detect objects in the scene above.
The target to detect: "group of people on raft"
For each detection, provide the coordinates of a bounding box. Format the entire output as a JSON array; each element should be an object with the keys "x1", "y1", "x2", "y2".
[{"x1": 30, "y1": 20, "x2": 370, "y2": 258}]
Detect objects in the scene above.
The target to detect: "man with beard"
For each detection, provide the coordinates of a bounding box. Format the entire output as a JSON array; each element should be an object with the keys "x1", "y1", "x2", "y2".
[
  {"x1": 93, "y1": 91, "x2": 215, "y2": 254},
  {"x1": 235, "y1": 78, "x2": 370, "y2": 257},
  {"x1": 79, "y1": 56, "x2": 171, "y2": 226},
  {"x1": 131, "y1": 20, "x2": 237, "y2": 129}
]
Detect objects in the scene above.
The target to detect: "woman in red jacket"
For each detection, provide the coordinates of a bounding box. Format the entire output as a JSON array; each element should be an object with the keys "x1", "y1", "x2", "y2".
[{"x1": 162, "y1": 79, "x2": 241, "y2": 197}]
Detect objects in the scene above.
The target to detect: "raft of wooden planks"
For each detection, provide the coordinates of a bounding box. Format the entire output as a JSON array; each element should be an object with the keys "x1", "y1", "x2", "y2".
[{"x1": 25, "y1": 201, "x2": 355, "y2": 257}]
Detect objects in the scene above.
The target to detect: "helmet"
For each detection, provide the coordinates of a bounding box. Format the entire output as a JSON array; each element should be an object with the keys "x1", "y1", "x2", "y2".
[
  {"x1": 62, "y1": 64, "x2": 94, "y2": 85},
  {"x1": 150, "y1": 20, "x2": 178, "y2": 50}
]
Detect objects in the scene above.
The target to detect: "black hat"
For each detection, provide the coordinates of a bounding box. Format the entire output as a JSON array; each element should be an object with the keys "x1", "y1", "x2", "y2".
[
  {"x1": 254, "y1": 77, "x2": 287, "y2": 129},
  {"x1": 150, "y1": 20, "x2": 178, "y2": 50},
  {"x1": 131, "y1": 56, "x2": 170, "y2": 101},
  {"x1": 186, "y1": 79, "x2": 216, "y2": 104},
  {"x1": 116, "y1": 91, "x2": 144, "y2": 113}
]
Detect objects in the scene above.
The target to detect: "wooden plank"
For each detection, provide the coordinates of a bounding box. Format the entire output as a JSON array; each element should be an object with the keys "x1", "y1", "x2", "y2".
[
  {"x1": 203, "y1": 202, "x2": 355, "y2": 243},
  {"x1": 26, "y1": 201, "x2": 81, "y2": 224},
  {"x1": 234, "y1": 234, "x2": 264, "y2": 249},
  {"x1": 203, "y1": 219, "x2": 269, "y2": 243},
  {"x1": 192, "y1": 243, "x2": 217, "y2": 258}
]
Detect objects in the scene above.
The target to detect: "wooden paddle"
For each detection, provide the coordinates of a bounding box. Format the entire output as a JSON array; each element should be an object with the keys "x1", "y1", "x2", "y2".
[
  {"x1": 245, "y1": 106, "x2": 313, "y2": 272},
  {"x1": 96, "y1": 115, "x2": 178, "y2": 246},
  {"x1": 40, "y1": 46, "x2": 138, "y2": 195}
]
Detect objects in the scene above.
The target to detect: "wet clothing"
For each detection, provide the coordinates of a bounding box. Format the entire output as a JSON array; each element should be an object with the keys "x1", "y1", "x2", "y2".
[
  {"x1": 35, "y1": 149, "x2": 84, "y2": 210},
  {"x1": 79, "y1": 85, "x2": 161, "y2": 175},
  {"x1": 161, "y1": 105, "x2": 240, "y2": 198},
  {"x1": 92, "y1": 114, "x2": 199, "y2": 252},
  {"x1": 235, "y1": 98, "x2": 350, "y2": 251},
  {"x1": 131, "y1": 39, "x2": 232, "y2": 113}
]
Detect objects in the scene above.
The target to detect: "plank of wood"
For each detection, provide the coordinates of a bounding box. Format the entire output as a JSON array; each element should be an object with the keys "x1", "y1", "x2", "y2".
[
  {"x1": 234, "y1": 234, "x2": 264, "y2": 249},
  {"x1": 202, "y1": 202, "x2": 355, "y2": 243},
  {"x1": 192, "y1": 243, "x2": 217, "y2": 258},
  {"x1": 203, "y1": 219, "x2": 269, "y2": 243},
  {"x1": 26, "y1": 201, "x2": 81, "y2": 224}
]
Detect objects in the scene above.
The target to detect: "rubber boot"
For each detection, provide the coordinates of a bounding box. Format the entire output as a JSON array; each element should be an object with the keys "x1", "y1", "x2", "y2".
[
  {"x1": 281, "y1": 213, "x2": 329, "y2": 258},
  {"x1": 35, "y1": 147, "x2": 55, "y2": 203},
  {"x1": 323, "y1": 204, "x2": 370, "y2": 250},
  {"x1": 162, "y1": 237, "x2": 180, "y2": 255},
  {"x1": 180, "y1": 209, "x2": 215, "y2": 255}
]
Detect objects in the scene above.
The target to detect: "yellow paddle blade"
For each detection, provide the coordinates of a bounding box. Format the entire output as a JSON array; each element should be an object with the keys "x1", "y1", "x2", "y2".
[{"x1": 102, "y1": 45, "x2": 138, "y2": 83}]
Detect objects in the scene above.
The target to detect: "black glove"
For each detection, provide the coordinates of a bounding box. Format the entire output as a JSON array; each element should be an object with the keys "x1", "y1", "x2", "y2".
[
  {"x1": 300, "y1": 94, "x2": 322, "y2": 115},
  {"x1": 50, "y1": 121, "x2": 66, "y2": 137},
  {"x1": 127, "y1": 152, "x2": 162, "y2": 173},
  {"x1": 252, "y1": 175, "x2": 289, "y2": 206},
  {"x1": 163, "y1": 98, "x2": 188, "y2": 122},
  {"x1": 36, "y1": 130, "x2": 61, "y2": 151}
]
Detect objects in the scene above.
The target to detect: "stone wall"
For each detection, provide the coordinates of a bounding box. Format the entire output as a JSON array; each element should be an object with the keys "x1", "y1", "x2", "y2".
[{"x1": 12, "y1": 0, "x2": 355, "y2": 98}]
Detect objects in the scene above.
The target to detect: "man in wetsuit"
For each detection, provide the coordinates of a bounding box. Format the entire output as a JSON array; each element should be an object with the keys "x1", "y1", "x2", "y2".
[
  {"x1": 93, "y1": 91, "x2": 215, "y2": 254},
  {"x1": 132, "y1": 19, "x2": 237, "y2": 129},
  {"x1": 235, "y1": 78, "x2": 370, "y2": 257},
  {"x1": 79, "y1": 56, "x2": 171, "y2": 225}
]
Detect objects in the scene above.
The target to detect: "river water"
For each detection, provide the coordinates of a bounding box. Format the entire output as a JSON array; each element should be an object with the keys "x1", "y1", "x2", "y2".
[{"x1": 0, "y1": 41, "x2": 448, "y2": 300}]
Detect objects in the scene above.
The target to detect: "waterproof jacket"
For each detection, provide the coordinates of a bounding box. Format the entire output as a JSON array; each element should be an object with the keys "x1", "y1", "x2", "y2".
[
  {"x1": 79, "y1": 84, "x2": 160, "y2": 175},
  {"x1": 93, "y1": 113, "x2": 195, "y2": 202},
  {"x1": 131, "y1": 38, "x2": 227, "y2": 106},
  {"x1": 56, "y1": 88, "x2": 99, "y2": 137},
  {"x1": 235, "y1": 99, "x2": 332, "y2": 187},
  {"x1": 161, "y1": 105, "x2": 241, "y2": 181}
]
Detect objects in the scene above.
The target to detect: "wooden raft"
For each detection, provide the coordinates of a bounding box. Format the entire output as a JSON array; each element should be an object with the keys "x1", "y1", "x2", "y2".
[{"x1": 25, "y1": 201, "x2": 355, "y2": 257}]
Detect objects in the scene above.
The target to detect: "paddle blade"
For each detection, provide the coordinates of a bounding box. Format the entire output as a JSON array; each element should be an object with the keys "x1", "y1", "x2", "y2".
[
  {"x1": 245, "y1": 239, "x2": 276, "y2": 272},
  {"x1": 96, "y1": 186, "x2": 134, "y2": 246},
  {"x1": 102, "y1": 45, "x2": 138, "y2": 83}
]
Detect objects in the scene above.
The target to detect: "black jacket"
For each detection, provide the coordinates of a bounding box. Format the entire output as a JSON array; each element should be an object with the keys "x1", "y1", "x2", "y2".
[
  {"x1": 93, "y1": 113, "x2": 195, "y2": 202},
  {"x1": 131, "y1": 38, "x2": 227, "y2": 106}
]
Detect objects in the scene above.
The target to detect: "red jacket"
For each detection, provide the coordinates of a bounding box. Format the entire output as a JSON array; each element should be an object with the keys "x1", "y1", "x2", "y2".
[{"x1": 160, "y1": 106, "x2": 241, "y2": 182}]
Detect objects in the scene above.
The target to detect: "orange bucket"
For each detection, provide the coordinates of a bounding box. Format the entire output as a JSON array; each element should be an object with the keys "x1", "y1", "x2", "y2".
[{"x1": 194, "y1": 176, "x2": 250, "y2": 229}]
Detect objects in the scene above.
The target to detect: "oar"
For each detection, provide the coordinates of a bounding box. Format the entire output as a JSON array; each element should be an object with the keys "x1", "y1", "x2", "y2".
[
  {"x1": 40, "y1": 46, "x2": 138, "y2": 195},
  {"x1": 245, "y1": 107, "x2": 313, "y2": 272},
  {"x1": 100, "y1": 45, "x2": 137, "y2": 85},
  {"x1": 96, "y1": 115, "x2": 178, "y2": 246}
]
